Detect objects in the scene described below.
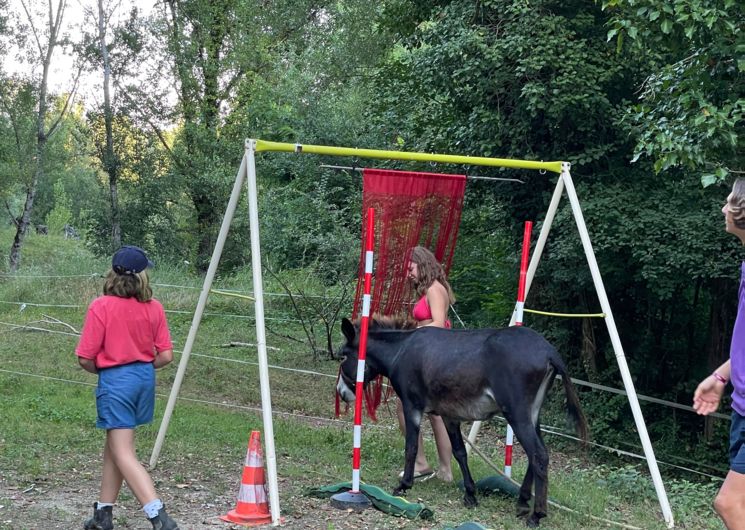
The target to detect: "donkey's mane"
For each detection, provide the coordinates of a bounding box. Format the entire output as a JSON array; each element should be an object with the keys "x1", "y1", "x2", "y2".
[{"x1": 354, "y1": 313, "x2": 417, "y2": 331}]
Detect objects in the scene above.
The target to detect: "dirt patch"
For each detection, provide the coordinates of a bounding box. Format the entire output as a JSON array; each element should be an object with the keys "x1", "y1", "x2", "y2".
[{"x1": 0, "y1": 456, "x2": 438, "y2": 529}]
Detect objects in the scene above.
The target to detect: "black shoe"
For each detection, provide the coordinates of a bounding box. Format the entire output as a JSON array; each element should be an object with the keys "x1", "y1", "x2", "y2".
[
  {"x1": 149, "y1": 506, "x2": 180, "y2": 530},
  {"x1": 83, "y1": 503, "x2": 113, "y2": 530}
]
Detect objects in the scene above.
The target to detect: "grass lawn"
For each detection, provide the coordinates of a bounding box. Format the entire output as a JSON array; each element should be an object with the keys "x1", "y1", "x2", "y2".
[{"x1": 0, "y1": 230, "x2": 724, "y2": 529}]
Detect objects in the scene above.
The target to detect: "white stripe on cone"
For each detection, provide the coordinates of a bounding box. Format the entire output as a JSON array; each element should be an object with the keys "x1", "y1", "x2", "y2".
[
  {"x1": 245, "y1": 451, "x2": 263, "y2": 467},
  {"x1": 237, "y1": 483, "x2": 268, "y2": 504}
]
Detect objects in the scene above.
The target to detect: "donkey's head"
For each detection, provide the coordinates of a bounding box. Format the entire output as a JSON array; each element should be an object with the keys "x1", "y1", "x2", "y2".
[
  {"x1": 336, "y1": 315, "x2": 415, "y2": 403},
  {"x1": 336, "y1": 317, "x2": 366, "y2": 403}
]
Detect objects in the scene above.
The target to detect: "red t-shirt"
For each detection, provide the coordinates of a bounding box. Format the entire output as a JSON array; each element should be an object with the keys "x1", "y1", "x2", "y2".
[{"x1": 76, "y1": 295, "x2": 173, "y2": 369}]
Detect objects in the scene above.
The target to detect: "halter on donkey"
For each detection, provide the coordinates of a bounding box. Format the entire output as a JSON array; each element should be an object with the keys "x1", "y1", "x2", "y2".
[{"x1": 336, "y1": 317, "x2": 588, "y2": 528}]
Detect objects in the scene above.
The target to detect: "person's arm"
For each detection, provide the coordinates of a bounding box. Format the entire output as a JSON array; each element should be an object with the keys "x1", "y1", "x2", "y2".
[
  {"x1": 153, "y1": 349, "x2": 174, "y2": 369},
  {"x1": 78, "y1": 357, "x2": 98, "y2": 374},
  {"x1": 425, "y1": 282, "x2": 450, "y2": 328},
  {"x1": 693, "y1": 359, "x2": 731, "y2": 416}
]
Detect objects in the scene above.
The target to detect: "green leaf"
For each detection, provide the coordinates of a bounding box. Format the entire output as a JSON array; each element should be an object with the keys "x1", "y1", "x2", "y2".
[
  {"x1": 660, "y1": 19, "x2": 673, "y2": 34},
  {"x1": 701, "y1": 174, "x2": 718, "y2": 187}
]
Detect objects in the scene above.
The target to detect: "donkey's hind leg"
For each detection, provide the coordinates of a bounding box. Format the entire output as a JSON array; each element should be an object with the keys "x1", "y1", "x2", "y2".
[
  {"x1": 510, "y1": 419, "x2": 548, "y2": 527},
  {"x1": 444, "y1": 419, "x2": 478, "y2": 507},
  {"x1": 526, "y1": 427, "x2": 549, "y2": 527}
]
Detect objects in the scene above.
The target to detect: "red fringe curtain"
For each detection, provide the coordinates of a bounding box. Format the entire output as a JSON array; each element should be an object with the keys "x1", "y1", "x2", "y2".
[{"x1": 352, "y1": 168, "x2": 466, "y2": 320}]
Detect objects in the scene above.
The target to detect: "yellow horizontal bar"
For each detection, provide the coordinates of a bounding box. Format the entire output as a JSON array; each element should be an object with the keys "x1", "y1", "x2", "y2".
[
  {"x1": 210, "y1": 289, "x2": 255, "y2": 301},
  {"x1": 524, "y1": 308, "x2": 605, "y2": 318},
  {"x1": 252, "y1": 139, "x2": 564, "y2": 174}
]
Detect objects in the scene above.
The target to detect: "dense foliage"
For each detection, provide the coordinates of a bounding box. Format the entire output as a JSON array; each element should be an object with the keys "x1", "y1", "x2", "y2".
[{"x1": 1, "y1": 0, "x2": 742, "y2": 478}]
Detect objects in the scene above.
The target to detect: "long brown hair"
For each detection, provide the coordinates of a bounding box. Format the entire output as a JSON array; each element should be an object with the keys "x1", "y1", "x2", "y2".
[
  {"x1": 103, "y1": 269, "x2": 153, "y2": 302},
  {"x1": 730, "y1": 178, "x2": 745, "y2": 229},
  {"x1": 409, "y1": 246, "x2": 455, "y2": 303}
]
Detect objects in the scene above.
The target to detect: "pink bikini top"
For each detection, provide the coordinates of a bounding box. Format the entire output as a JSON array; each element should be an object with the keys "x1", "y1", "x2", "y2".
[{"x1": 412, "y1": 295, "x2": 451, "y2": 328}]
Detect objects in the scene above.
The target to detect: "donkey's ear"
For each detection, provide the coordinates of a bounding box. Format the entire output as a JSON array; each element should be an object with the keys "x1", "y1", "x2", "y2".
[{"x1": 341, "y1": 318, "x2": 356, "y2": 342}]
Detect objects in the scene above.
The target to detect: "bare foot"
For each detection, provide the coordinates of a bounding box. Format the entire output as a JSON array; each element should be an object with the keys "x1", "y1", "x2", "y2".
[
  {"x1": 436, "y1": 469, "x2": 453, "y2": 482},
  {"x1": 398, "y1": 468, "x2": 434, "y2": 479}
]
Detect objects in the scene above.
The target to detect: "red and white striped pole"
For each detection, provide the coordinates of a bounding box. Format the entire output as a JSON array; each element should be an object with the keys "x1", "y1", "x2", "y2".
[
  {"x1": 504, "y1": 220, "x2": 533, "y2": 478},
  {"x1": 351, "y1": 208, "x2": 375, "y2": 492}
]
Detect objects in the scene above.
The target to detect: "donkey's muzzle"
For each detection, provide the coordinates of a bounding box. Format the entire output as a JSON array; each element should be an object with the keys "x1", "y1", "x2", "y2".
[{"x1": 336, "y1": 377, "x2": 356, "y2": 403}]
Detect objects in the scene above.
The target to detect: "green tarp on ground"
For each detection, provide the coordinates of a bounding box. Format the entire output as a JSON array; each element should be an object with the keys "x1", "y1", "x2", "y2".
[{"x1": 307, "y1": 482, "x2": 433, "y2": 520}]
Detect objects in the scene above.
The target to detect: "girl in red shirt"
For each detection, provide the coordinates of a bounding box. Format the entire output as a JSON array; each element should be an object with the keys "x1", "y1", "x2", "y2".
[{"x1": 76, "y1": 246, "x2": 179, "y2": 530}]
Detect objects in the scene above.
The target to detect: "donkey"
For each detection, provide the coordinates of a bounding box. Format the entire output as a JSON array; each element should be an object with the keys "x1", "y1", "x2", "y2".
[{"x1": 336, "y1": 317, "x2": 588, "y2": 527}]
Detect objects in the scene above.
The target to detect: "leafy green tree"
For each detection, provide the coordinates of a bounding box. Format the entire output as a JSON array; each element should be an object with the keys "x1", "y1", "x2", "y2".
[
  {"x1": 77, "y1": 0, "x2": 146, "y2": 250},
  {"x1": 603, "y1": 0, "x2": 744, "y2": 183},
  {"x1": 4, "y1": 0, "x2": 82, "y2": 270}
]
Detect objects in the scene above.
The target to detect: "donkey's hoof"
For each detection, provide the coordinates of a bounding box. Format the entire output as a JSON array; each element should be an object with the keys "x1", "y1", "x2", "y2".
[
  {"x1": 516, "y1": 505, "x2": 531, "y2": 518},
  {"x1": 463, "y1": 495, "x2": 478, "y2": 508},
  {"x1": 392, "y1": 486, "x2": 407, "y2": 497},
  {"x1": 526, "y1": 514, "x2": 541, "y2": 528}
]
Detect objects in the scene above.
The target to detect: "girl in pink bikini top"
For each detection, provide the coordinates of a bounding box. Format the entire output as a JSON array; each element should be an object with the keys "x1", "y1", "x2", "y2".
[
  {"x1": 407, "y1": 246, "x2": 454, "y2": 329},
  {"x1": 401, "y1": 246, "x2": 455, "y2": 482},
  {"x1": 412, "y1": 295, "x2": 452, "y2": 328}
]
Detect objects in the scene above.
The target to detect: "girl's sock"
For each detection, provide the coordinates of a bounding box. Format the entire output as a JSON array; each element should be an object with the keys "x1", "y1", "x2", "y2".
[
  {"x1": 96, "y1": 502, "x2": 114, "y2": 509},
  {"x1": 142, "y1": 498, "x2": 163, "y2": 519}
]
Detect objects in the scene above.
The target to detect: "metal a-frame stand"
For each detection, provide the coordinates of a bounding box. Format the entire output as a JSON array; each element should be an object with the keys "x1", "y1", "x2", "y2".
[
  {"x1": 467, "y1": 164, "x2": 674, "y2": 527},
  {"x1": 149, "y1": 140, "x2": 674, "y2": 528}
]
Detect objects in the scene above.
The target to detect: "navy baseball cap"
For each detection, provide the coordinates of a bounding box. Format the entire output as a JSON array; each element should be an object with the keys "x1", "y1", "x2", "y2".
[{"x1": 112, "y1": 245, "x2": 154, "y2": 275}]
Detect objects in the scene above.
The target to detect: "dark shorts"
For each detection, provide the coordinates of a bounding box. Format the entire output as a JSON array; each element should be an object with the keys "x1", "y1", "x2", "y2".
[
  {"x1": 730, "y1": 410, "x2": 745, "y2": 474},
  {"x1": 95, "y1": 362, "x2": 155, "y2": 430}
]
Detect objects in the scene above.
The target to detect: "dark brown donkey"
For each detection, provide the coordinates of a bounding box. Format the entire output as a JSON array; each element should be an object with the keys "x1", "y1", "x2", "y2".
[{"x1": 336, "y1": 317, "x2": 588, "y2": 528}]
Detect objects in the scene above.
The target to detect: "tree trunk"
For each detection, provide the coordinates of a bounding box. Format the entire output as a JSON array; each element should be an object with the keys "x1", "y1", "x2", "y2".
[
  {"x1": 10, "y1": 0, "x2": 67, "y2": 270},
  {"x1": 704, "y1": 278, "x2": 734, "y2": 441},
  {"x1": 98, "y1": 0, "x2": 120, "y2": 250},
  {"x1": 9, "y1": 164, "x2": 40, "y2": 271}
]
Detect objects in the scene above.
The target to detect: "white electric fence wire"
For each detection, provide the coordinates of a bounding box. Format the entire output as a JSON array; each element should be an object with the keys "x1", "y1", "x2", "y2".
[
  {"x1": 3, "y1": 315, "x2": 728, "y2": 420},
  {"x1": 0, "y1": 363, "x2": 727, "y2": 480},
  {"x1": 0, "y1": 273, "x2": 334, "y2": 299},
  {"x1": 1, "y1": 313, "x2": 732, "y2": 479},
  {"x1": 0, "y1": 356, "x2": 723, "y2": 480},
  {"x1": 0, "y1": 368, "x2": 372, "y2": 429},
  {"x1": 0, "y1": 300, "x2": 303, "y2": 322}
]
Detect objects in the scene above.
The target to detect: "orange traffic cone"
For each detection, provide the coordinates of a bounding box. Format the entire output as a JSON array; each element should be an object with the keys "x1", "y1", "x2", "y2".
[{"x1": 220, "y1": 431, "x2": 273, "y2": 527}]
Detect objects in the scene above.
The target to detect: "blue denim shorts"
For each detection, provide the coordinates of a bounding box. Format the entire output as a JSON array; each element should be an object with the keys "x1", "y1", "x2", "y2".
[
  {"x1": 95, "y1": 362, "x2": 155, "y2": 430},
  {"x1": 729, "y1": 411, "x2": 745, "y2": 474}
]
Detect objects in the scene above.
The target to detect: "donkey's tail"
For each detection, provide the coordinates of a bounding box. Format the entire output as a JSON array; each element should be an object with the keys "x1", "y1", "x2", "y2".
[{"x1": 553, "y1": 360, "x2": 589, "y2": 444}]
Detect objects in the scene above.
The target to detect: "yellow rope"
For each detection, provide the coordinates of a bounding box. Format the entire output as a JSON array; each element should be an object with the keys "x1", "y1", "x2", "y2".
[
  {"x1": 210, "y1": 289, "x2": 255, "y2": 301},
  {"x1": 524, "y1": 308, "x2": 605, "y2": 318}
]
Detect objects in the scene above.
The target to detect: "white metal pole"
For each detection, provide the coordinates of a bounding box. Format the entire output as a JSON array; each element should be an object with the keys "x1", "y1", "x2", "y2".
[
  {"x1": 523, "y1": 175, "x2": 565, "y2": 299},
  {"x1": 150, "y1": 155, "x2": 248, "y2": 468},
  {"x1": 561, "y1": 164, "x2": 674, "y2": 528},
  {"x1": 245, "y1": 139, "x2": 281, "y2": 525},
  {"x1": 466, "y1": 176, "x2": 565, "y2": 450}
]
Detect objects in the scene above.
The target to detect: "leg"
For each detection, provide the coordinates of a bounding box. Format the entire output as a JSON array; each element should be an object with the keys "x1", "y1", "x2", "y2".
[
  {"x1": 443, "y1": 419, "x2": 477, "y2": 507},
  {"x1": 394, "y1": 403, "x2": 425, "y2": 496},
  {"x1": 517, "y1": 463, "x2": 533, "y2": 518},
  {"x1": 99, "y1": 436, "x2": 125, "y2": 503},
  {"x1": 510, "y1": 420, "x2": 548, "y2": 528},
  {"x1": 397, "y1": 398, "x2": 432, "y2": 475},
  {"x1": 714, "y1": 471, "x2": 745, "y2": 529},
  {"x1": 106, "y1": 428, "x2": 158, "y2": 505},
  {"x1": 527, "y1": 429, "x2": 549, "y2": 527},
  {"x1": 429, "y1": 414, "x2": 453, "y2": 481}
]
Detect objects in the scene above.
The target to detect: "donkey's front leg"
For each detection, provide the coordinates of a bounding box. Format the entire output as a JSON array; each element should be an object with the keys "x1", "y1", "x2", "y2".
[
  {"x1": 393, "y1": 407, "x2": 423, "y2": 496},
  {"x1": 444, "y1": 419, "x2": 478, "y2": 508}
]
